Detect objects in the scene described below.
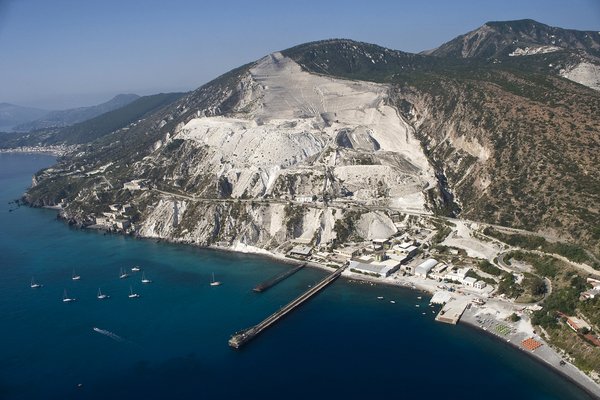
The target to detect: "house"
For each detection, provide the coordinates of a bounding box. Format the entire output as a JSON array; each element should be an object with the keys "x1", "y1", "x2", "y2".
[
  {"x1": 415, "y1": 258, "x2": 438, "y2": 278},
  {"x1": 108, "y1": 204, "x2": 121, "y2": 212},
  {"x1": 445, "y1": 267, "x2": 472, "y2": 284},
  {"x1": 463, "y1": 277, "x2": 477, "y2": 287},
  {"x1": 115, "y1": 219, "x2": 130, "y2": 229},
  {"x1": 123, "y1": 179, "x2": 146, "y2": 191},
  {"x1": 474, "y1": 280, "x2": 487, "y2": 290},
  {"x1": 334, "y1": 246, "x2": 361, "y2": 259},
  {"x1": 429, "y1": 263, "x2": 448, "y2": 280},
  {"x1": 295, "y1": 195, "x2": 313, "y2": 203},
  {"x1": 94, "y1": 216, "x2": 111, "y2": 226},
  {"x1": 372, "y1": 238, "x2": 390, "y2": 249},
  {"x1": 566, "y1": 316, "x2": 591, "y2": 332},
  {"x1": 580, "y1": 287, "x2": 600, "y2": 300},
  {"x1": 391, "y1": 242, "x2": 418, "y2": 258}
]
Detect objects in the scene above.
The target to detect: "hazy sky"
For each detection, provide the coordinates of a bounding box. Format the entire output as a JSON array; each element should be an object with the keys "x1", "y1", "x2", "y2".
[{"x1": 1, "y1": 0, "x2": 598, "y2": 109}]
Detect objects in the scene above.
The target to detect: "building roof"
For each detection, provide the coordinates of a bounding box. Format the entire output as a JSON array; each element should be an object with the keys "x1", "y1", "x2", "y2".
[
  {"x1": 349, "y1": 259, "x2": 400, "y2": 276},
  {"x1": 290, "y1": 245, "x2": 312, "y2": 256},
  {"x1": 567, "y1": 316, "x2": 591, "y2": 330},
  {"x1": 415, "y1": 258, "x2": 438, "y2": 274},
  {"x1": 463, "y1": 277, "x2": 477, "y2": 285}
]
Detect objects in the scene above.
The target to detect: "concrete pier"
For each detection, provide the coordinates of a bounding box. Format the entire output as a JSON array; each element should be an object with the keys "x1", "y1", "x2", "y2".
[
  {"x1": 229, "y1": 266, "x2": 344, "y2": 349},
  {"x1": 435, "y1": 297, "x2": 469, "y2": 324},
  {"x1": 252, "y1": 263, "x2": 305, "y2": 293}
]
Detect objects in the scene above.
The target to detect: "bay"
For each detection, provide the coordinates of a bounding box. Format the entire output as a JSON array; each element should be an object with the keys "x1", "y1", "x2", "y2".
[{"x1": 0, "y1": 152, "x2": 593, "y2": 399}]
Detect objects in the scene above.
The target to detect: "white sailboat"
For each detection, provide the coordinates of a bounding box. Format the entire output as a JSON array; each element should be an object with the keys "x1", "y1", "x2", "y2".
[
  {"x1": 72, "y1": 269, "x2": 81, "y2": 281},
  {"x1": 128, "y1": 285, "x2": 140, "y2": 298},
  {"x1": 119, "y1": 267, "x2": 130, "y2": 279},
  {"x1": 141, "y1": 272, "x2": 152, "y2": 284},
  {"x1": 30, "y1": 277, "x2": 42, "y2": 289},
  {"x1": 62, "y1": 289, "x2": 76, "y2": 302},
  {"x1": 210, "y1": 272, "x2": 222, "y2": 286},
  {"x1": 97, "y1": 288, "x2": 110, "y2": 300},
  {"x1": 131, "y1": 266, "x2": 141, "y2": 272}
]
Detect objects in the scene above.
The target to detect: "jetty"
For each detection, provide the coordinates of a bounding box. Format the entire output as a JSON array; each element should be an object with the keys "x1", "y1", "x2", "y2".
[
  {"x1": 253, "y1": 263, "x2": 306, "y2": 293},
  {"x1": 229, "y1": 266, "x2": 344, "y2": 349},
  {"x1": 435, "y1": 296, "x2": 470, "y2": 324}
]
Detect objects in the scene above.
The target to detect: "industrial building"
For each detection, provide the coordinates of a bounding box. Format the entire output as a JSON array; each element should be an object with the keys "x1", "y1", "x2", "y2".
[
  {"x1": 415, "y1": 258, "x2": 438, "y2": 278},
  {"x1": 349, "y1": 257, "x2": 401, "y2": 277}
]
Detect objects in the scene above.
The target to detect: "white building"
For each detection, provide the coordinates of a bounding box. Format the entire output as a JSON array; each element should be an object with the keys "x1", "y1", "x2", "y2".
[
  {"x1": 115, "y1": 219, "x2": 130, "y2": 229},
  {"x1": 349, "y1": 258, "x2": 401, "y2": 278},
  {"x1": 463, "y1": 277, "x2": 477, "y2": 287},
  {"x1": 429, "y1": 263, "x2": 448, "y2": 280},
  {"x1": 445, "y1": 267, "x2": 471, "y2": 283},
  {"x1": 415, "y1": 258, "x2": 438, "y2": 278},
  {"x1": 474, "y1": 280, "x2": 487, "y2": 290},
  {"x1": 334, "y1": 246, "x2": 361, "y2": 259},
  {"x1": 295, "y1": 195, "x2": 313, "y2": 203}
]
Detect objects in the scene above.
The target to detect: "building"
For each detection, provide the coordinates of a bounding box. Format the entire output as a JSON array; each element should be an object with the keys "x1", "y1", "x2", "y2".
[
  {"x1": 445, "y1": 267, "x2": 471, "y2": 284},
  {"x1": 474, "y1": 280, "x2": 487, "y2": 290},
  {"x1": 391, "y1": 242, "x2": 418, "y2": 259},
  {"x1": 581, "y1": 288, "x2": 600, "y2": 300},
  {"x1": 289, "y1": 245, "x2": 312, "y2": 258},
  {"x1": 463, "y1": 277, "x2": 477, "y2": 287},
  {"x1": 388, "y1": 252, "x2": 411, "y2": 264},
  {"x1": 429, "y1": 263, "x2": 448, "y2": 280},
  {"x1": 115, "y1": 219, "x2": 131, "y2": 229},
  {"x1": 123, "y1": 179, "x2": 146, "y2": 191},
  {"x1": 334, "y1": 246, "x2": 361, "y2": 259},
  {"x1": 372, "y1": 238, "x2": 390, "y2": 249},
  {"x1": 566, "y1": 316, "x2": 591, "y2": 332},
  {"x1": 415, "y1": 258, "x2": 438, "y2": 278},
  {"x1": 349, "y1": 257, "x2": 401, "y2": 278},
  {"x1": 94, "y1": 216, "x2": 111, "y2": 226},
  {"x1": 295, "y1": 195, "x2": 313, "y2": 203}
]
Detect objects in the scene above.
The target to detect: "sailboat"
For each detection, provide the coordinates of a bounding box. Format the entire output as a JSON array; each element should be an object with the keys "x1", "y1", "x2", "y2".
[
  {"x1": 210, "y1": 272, "x2": 222, "y2": 287},
  {"x1": 97, "y1": 288, "x2": 110, "y2": 300},
  {"x1": 131, "y1": 266, "x2": 141, "y2": 272},
  {"x1": 119, "y1": 267, "x2": 130, "y2": 279},
  {"x1": 30, "y1": 277, "x2": 42, "y2": 288},
  {"x1": 72, "y1": 269, "x2": 81, "y2": 281},
  {"x1": 62, "y1": 289, "x2": 76, "y2": 302},
  {"x1": 141, "y1": 272, "x2": 152, "y2": 284},
  {"x1": 128, "y1": 285, "x2": 140, "y2": 298}
]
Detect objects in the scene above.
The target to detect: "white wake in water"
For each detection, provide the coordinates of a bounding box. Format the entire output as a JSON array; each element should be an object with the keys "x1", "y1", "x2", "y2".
[{"x1": 93, "y1": 327, "x2": 124, "y2": 342}]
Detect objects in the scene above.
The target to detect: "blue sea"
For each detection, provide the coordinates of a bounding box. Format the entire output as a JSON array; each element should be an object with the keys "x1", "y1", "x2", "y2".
[{"x1": 0, "y1": 152, "x2": 594, "y2": 399}]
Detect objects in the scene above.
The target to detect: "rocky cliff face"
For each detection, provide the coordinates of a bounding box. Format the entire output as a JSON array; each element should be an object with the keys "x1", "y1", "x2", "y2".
[{"x1": 24, "y1": 24, "x2": 600, "y2": 255}]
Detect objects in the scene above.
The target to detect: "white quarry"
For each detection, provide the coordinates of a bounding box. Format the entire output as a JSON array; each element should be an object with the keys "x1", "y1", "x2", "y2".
[{"x1": 173, "y1": 52, "x2": 435, "y2": 211}]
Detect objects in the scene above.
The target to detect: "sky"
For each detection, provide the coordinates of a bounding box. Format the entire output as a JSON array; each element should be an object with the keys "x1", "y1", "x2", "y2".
[{"x1": 0, "y1": 0, "x2": 599, "y2": 109}]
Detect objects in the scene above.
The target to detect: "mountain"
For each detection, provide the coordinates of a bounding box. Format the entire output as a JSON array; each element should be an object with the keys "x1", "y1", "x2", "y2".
[
  {"x1": 424, "y1": 19, "x2": 600, "y2": 59},
  {"x1": 424, "y1": 19, "x2": 600, "y2": 91},
  {"x1": 0, "y1": 93, "x2": 184, "y2": 148},
  {"x1": 23, "y1": 22, "x2": 600, "y2": 257},
  {"x1": 0, "y1": 103, "x2": 48, "y2": 132},
  {"x1": 13, "y1": 94, "x2": 140, "y2": 132}
]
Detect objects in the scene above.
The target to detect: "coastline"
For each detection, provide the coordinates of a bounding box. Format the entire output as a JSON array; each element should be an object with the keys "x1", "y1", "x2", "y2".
[
  {"x1": 460, "y1": 316, "x2": 600, "y2": 399},
  {"x1": 55, "y1": 219, "x2": 600, "y2": 398},
  {"x1": 209, "y1": 241, "x2": 600, "y2": 398},
  {"x1": 0, "y1": 146, "x2": 71, "y2": 157}
]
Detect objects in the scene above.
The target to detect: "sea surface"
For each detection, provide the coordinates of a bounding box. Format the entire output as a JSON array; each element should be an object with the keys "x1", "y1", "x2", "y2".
[{"x1": 0, "y1": 152, "x2": 594, "y2": 400}]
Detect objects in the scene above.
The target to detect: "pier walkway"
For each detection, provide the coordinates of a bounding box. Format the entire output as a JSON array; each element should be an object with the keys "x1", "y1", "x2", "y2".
[
  {"x1": 229, "y1": 266, "x2": 344, "y2": 349},
  {"x1": 253, "y1": 263, "x2": 305, "y2": 293}
]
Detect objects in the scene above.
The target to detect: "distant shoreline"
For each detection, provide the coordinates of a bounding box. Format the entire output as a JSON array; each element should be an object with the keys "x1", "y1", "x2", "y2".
[{"x1": 0, "y1": 146, "x2": 69, "y2": 156}]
